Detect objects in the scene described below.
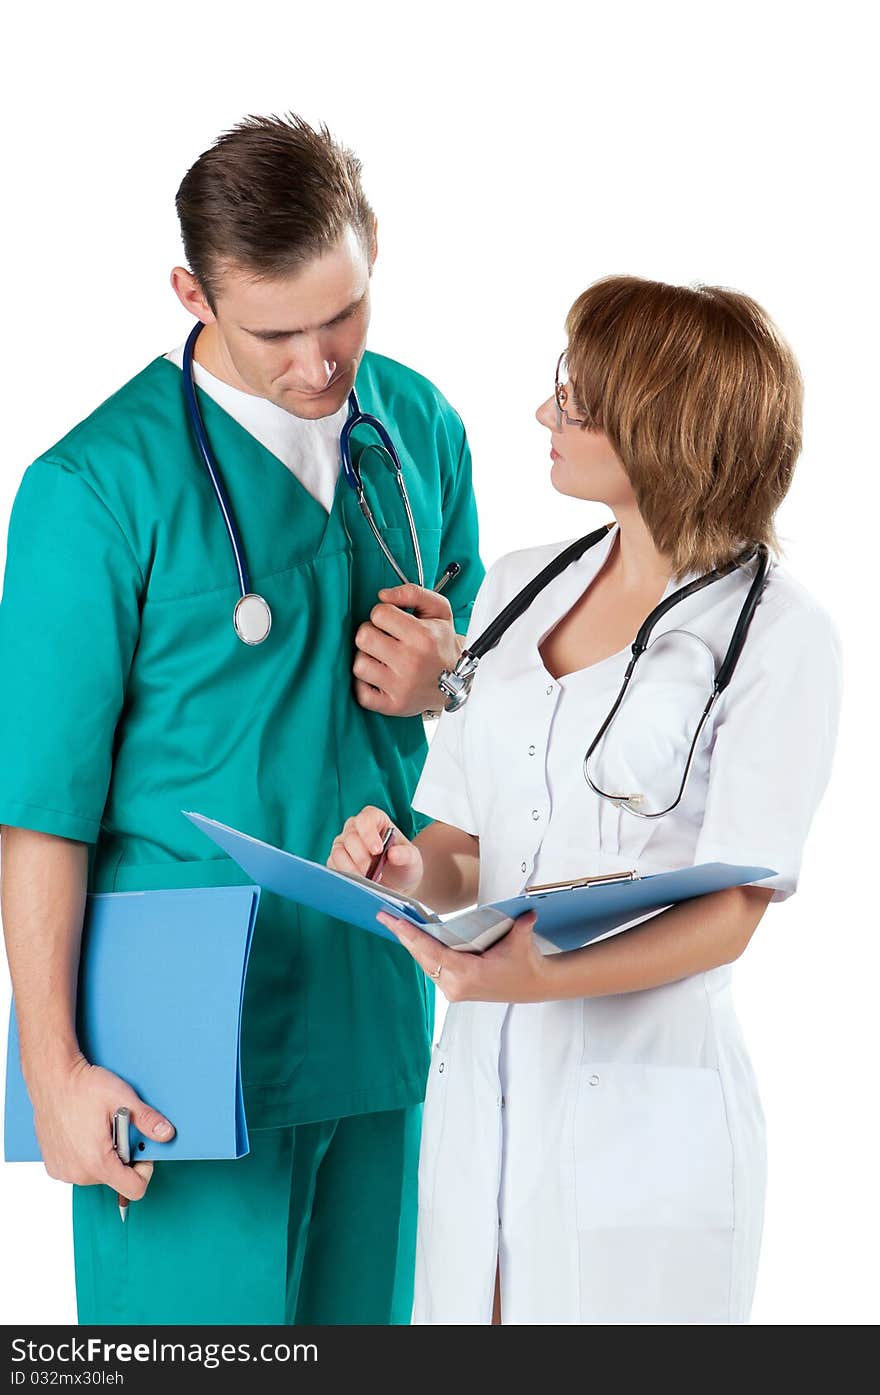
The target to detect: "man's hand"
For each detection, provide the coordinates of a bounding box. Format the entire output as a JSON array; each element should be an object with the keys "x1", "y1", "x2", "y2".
[
  {"x1": 352, "y1": 583, "x2": 464, "y2": 717},
  {"x1": 27, "y1": 1052, "x2": 175, "y2": 1200}
]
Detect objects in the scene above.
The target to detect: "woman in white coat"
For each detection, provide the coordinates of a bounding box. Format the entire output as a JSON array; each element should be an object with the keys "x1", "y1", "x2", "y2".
[{"x1": 329, "y1": 276, "x2": 842, "y2": 1325}]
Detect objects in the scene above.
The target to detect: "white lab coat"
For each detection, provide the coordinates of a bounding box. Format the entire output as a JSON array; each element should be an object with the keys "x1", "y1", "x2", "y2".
[{"x1": 411, "y1": 525, "x2": 842, "y2": 1325}]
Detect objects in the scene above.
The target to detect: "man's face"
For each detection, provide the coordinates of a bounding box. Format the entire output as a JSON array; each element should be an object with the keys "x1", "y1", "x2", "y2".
[{"x1": 207, "y1": 225, "x2": 373, "y2": 418}]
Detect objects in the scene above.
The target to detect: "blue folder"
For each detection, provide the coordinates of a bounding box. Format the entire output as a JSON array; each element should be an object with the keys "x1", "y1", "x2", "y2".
[
  {"x1": 4, "y1": 884, "x2": 259, "y2": 1163},
  {"x1": 184, "y1": 811, "x2": 775, "y2": 954}
]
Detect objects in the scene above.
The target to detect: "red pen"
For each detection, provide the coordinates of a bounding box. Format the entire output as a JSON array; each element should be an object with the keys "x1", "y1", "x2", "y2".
[{"x1": 366, "y1": 826, "x2": 394, "y2": 883}]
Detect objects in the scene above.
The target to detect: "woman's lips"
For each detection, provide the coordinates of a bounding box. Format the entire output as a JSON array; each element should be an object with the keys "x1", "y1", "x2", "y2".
[{"x1": 550, "y1": 446, "x2": 562, "y2": 462}]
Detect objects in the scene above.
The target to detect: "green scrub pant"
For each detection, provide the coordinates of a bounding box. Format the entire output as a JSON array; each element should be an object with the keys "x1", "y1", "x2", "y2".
[{"x1": 72, "y1": 1107, "x2": 420, "y2": 1325}]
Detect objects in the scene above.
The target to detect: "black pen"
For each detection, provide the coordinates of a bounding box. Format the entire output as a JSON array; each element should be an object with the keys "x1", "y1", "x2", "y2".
[{"x1": 434, "y1": 562, "x2": 460, "y2": 595}]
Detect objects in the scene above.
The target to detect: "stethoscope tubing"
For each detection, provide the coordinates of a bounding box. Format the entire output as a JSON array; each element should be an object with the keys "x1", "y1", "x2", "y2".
[
  {"x1": 340, "y1": 390, "x2": 424, "y2": 587},
  {"x1": 183, "y1": 324, "x2": 427, "y2": 636},
  {"x1": 182, "y1": 322, "x2": 253, "y2": 599},
  {"x1": 438, "y1": 524, "x2": 771, "y2": 816}
]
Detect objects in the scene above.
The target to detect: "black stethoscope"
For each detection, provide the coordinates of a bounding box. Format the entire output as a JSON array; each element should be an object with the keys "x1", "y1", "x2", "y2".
[
  {"x1": 182, "y1": 321, "x2": 428, "y2": 645},
  {"x1": 437, "y1": 521, "x2": 770, "y2": 820}
]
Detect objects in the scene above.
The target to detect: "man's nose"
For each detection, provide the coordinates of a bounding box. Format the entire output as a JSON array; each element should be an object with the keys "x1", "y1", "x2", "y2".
[{"x1": 294, "y1": 341, "x2": 337, "y2": 391}]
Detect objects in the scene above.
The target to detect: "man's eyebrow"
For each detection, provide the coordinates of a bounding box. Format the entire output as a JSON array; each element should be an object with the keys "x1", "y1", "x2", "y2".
[{"x1": 242, "y1": 293, "x2": 365, "y2": 340}]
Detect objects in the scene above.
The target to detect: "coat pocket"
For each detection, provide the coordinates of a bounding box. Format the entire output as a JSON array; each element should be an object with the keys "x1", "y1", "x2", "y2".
[
  {"x1": 574, "y1": 1062, "x2": 735, "y2": 1231},
  {"x1": 417, "y1": 1045, "x2": 451, "y2": 1214}
]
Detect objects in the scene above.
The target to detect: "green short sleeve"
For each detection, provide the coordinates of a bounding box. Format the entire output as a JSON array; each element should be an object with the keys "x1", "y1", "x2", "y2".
[{"x1": 0, "y1": 458, "x2": 142, "y2": 841}]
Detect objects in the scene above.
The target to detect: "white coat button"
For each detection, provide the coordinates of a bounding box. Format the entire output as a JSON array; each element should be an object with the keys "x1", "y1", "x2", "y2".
[
  {"x1": 531, "y1": 809, "x2": 540, "y2": 820},
  {"x1": 438, "y1": 1062, "x2": 445, "y2": 1073},
  {"x1": 521, "y1": 861, "x2": 527, "y2": 873},
  {"x1": 500, "y1": 1096, "x2": 505, "y2": 1108},
  {"x1": 528, "y1": 744, "x2": 536, "y2": 756},
  {"x1": 546, "y1": 684, "x2": 554, "y2": 695},
  {"x1": 589, "y1": 1074, "x2": 600, "y2": 1086}
]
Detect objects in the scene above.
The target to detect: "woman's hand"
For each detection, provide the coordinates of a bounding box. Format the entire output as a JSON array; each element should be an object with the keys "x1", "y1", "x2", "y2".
[
  {"x1": 328, "y1": 805, "x2": 423, "y2": 896},
  {"x1": 376, "y1": 908, "x2": 553, "y2": 1003}
]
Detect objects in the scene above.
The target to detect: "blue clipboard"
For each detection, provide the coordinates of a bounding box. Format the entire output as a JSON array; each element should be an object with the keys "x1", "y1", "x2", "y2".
[
  {"x1": 184, "y1": 811, "x2": 774, "y2": 954},
  {"x1": 4, "y1": 884, "x2": 259, "y2": 1163}
]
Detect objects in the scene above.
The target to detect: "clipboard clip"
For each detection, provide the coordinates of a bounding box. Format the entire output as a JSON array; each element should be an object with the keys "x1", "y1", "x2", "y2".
[{"x1": 524, "y1": 869, "x2": 640, "y2": 895}]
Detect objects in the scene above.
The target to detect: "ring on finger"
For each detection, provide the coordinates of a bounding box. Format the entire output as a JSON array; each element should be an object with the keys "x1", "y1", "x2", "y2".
[{"x1": 429, "y1": 961, "x2": 443, "y2": 981}]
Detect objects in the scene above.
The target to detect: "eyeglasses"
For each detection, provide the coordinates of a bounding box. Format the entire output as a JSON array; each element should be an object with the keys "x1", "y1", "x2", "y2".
[{"x1": 554, "y1": 352, "x2": 591, "y2": 429}]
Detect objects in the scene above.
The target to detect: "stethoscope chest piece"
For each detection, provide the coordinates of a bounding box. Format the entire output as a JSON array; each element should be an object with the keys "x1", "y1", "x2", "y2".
[{"x1": 233, "y1": 593, "x2": 272, "y2": 646}]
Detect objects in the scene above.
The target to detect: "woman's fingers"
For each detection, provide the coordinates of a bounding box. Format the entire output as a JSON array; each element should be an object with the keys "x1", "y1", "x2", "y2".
[
  {"x1": 328, "y1": 841, "x2": 363, "y2": 878},
  {"x1": 386, "y1": 843, "x2": 418, "y2": 867},
  {"x1": 343, "y1": 828, "x2": 374, "y2": 870},
  {"x1": 355, "y1": 807, "x2": 399, "y2": 854},
  {"x1": 328, "y1": 808, "x2": 392, "y2": 874},
  {"x1": 378, "y1": 908, "x2": 544, "y2": 1004},
  {"x1": 509, "y1": 910, "x2": 538, "y2": 936},
  {"x1": 376, "y1": 912, "x2": 444, "y2": 975},
  {"x1": 327, "y1": 807, "x2": 418, "y2": 888}
]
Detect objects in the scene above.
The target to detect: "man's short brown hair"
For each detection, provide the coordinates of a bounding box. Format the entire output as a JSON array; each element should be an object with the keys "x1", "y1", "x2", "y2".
[
  {"x1": 175, "y1": 113, "x2": 375, "y2": 308},
  {"x1": 564, "y1": 276, "x2": 803, "y2": 578}
]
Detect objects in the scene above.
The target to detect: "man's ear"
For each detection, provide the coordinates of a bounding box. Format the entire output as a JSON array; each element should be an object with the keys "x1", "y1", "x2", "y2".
[
  {"x1": 369, "y1": 215, "x2": 379, "y2": 270},
  {"x1": 169, "y1": 266, "x2": 216, "y2": 323}
]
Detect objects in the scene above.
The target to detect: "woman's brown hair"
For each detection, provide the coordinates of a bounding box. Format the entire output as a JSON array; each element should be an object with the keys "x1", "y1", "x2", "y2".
[{"x1": 564, "y1": 276, "x2": 803, "y2": 578}]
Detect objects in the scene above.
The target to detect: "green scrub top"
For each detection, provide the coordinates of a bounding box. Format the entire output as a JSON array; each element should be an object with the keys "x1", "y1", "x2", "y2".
[{"x1": 0, "y1": 349, "x2": 483, "y2": 1128}]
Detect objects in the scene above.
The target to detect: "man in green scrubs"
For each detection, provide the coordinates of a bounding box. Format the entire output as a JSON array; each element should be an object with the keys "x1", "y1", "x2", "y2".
[{"x1": 0, "y1": 115, "x2": 482, "y2": 1324}]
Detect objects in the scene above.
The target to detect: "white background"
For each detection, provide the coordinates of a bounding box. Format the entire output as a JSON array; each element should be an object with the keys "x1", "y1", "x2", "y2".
[{"x1": 1, "y1": 0, "x2": 876, "y2": 1326}]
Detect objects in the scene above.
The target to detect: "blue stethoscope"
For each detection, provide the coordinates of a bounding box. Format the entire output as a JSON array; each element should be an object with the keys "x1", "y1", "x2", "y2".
[{"x1": 182, "y1": 321, "x2": 429, "y2": 645}]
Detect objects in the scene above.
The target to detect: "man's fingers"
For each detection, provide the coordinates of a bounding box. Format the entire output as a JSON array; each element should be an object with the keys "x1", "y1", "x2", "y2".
[
  {"x1": 364, "y1": 603, "x2": 419, "y2": 643},
  {"x1": 128, "y1": 1100, "x2": 175, "y2": 1143},
  {"x1": 106, "y1": 1158, "x2": 152, "y2": 1202},
  {"x1": 353, "y1": 679, "x2": 391, "y2": 713},
  {"x1": 354, "y1": 619, "x2": 399, "y2": 663},
  {"x1": 131, "y1": 1160, "x2": 154, "y2": 1189},
  {"x1": 106, "y1": 1152, "x2": 150, "y2": 1201},
  {"x1": 378, "y1": 584, "x2": 453, "y2": 621},
  {"x1": 351, "y1": 651, "x2": 391, "y2": 690}
]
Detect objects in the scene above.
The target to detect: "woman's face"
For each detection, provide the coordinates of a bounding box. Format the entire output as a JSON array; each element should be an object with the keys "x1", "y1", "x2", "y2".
[{"x1": 535, "y1": 360, "x2": 637, "y2": 510}]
